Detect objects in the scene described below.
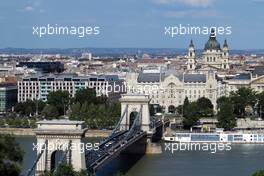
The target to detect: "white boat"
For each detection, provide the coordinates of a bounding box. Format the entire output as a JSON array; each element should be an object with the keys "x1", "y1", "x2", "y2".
[{"x1": 164, "y1": 132, "x2": 264, "y2": 144}]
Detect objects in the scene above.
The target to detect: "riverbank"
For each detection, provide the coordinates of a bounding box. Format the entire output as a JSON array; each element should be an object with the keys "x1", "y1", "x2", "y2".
[{"x1": 0, "y1": 128, "x2": 111, "y2": 137}]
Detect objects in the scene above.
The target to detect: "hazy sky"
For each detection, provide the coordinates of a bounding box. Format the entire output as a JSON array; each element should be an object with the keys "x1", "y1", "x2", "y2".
[{"x1": 0, "y1": 0, "x2": 263, "y2": 49}]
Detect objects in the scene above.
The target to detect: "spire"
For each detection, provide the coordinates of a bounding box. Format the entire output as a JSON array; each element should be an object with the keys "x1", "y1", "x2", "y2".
[
  {"x1": 189, "y1": 39, "x2": 194, "y2": 48},
  {"x1": 223, "y1": 39, "x2": 228, "y2": 48}
]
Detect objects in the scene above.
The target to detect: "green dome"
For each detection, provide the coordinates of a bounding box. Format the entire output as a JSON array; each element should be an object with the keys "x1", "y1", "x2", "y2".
[{"x1": 204, "y1": 29, "x2": 221, "y2": 51}]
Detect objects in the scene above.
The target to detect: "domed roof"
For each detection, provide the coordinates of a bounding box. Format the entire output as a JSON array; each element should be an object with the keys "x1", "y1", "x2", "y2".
[{"x1": 204, "y1": 29, "x2": 221, "y2": 51}]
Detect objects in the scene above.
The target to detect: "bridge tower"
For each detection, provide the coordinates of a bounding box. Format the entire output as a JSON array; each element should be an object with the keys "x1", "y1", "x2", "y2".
[
  {"x1": 34, "y1": 120, "x2": 87, "y2": 175},
  {"x1": 119, "y1": 94, "x2": 150, "y2": 133}
]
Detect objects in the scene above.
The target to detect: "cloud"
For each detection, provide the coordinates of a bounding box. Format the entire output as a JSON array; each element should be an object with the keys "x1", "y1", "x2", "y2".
[
  {"x1": 154, "y1": 0, "x2": 214, "y2": 7},
  {"x1": 164, "y1": 9, "x2": 217, "y2": 18},
  {"x1": 24, "y1": 6, "x2": 34, "y2": 12}
]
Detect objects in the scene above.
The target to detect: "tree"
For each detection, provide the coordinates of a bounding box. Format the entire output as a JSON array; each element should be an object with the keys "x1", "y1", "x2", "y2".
[
  {"x1": 183, "y1": 102, "x2": 199, "y2": 129},
  {"x1": 196, "y1": 97, "x2": 214, "y2": 117},
  {"x1": 176, "y1": 105, "x2": 183, "y2": 116},
  {"x1": 74, "y1": 88, "x2": 97, "y2": 105},
  {"x1": 41, "y1": 105, "x2": 59, "y2": 119},
  {"x1": 69, "y1": 88, "x2": 121, "y2": 129},
  {"x1": 47, "y1": 91, "x2": 71, "y2": 116},
  {"x1": 42, "y1": 163, "x2": 87, "y2": 176},
  {"x1": 230, "y1": 87, "x2": 257, "y2": 118},
  {"x1": 14, "y1": 100, "x2": 34, "y2": 116},
  {"x1": 217, "y1": 101, "x2": 236, "y2": 130},
  {"x1": 0, "y1": 134, "x2": 24, "y2": 176},
  {"x1": 14, "y1": 99, "x2": 46, "y2": 117},
  {"x1": 183, "y1": 97, "x2": 190, "y2": 117},
  {"x1": 217, "y1": 96, "x2": 230, "y2": 110},
  {"x1": 257, "y1": 92, "x2": 264, "y2": 119},
  {"x1": 252, "y1": 170, "x2": 264, "y2": 176}
]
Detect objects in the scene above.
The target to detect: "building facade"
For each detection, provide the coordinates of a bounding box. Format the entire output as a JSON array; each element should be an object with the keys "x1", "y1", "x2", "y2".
[
  {"x1": 126, "y1": 69, "x2": 225, "y2": 113},
  {"x1": 0, "y1": 83, "x2": 17, "y2": 114},
  {"x1": 186, "y1": 29, "x2": 230, "y2": 71},
  {"x1": 18, "y1": 74, "x2": 121, "y2": 102},
  {"x1": 202, "y1": 29, "x2": 230, "y2": 70}
]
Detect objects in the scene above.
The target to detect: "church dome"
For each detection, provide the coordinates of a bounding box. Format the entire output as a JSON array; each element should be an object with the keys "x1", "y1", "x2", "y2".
[{"x1": 204, "y1": 29, "x2": 221, "y2": 51}]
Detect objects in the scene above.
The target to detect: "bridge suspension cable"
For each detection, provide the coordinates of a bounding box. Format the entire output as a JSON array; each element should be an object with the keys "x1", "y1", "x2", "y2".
[
  {"x1": 26, "y1": 140, "x2": 48, "y2": 176},
  {"x1": 124, "y1": 105, "x2": 143, "y2": 140}
]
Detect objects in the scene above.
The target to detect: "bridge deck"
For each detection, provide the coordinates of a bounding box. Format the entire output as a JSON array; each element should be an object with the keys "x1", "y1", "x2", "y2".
[{"x1": 85, "y1": 130, "x2": 146, "y2": 172}]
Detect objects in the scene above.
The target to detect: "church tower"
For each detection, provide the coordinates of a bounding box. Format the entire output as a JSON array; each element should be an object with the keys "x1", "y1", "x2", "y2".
[
  {"x1": 187, "y1": 39, "x2": 196, "y2": 70},
  {"x1": 221, "y1": 39, "x2": 230, "y2": 70}
]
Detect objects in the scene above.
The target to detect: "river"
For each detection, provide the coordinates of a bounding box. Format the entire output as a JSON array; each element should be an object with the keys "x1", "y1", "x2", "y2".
[{"x1": 17, "y1": 136, "x2": 264, "y2": 176}]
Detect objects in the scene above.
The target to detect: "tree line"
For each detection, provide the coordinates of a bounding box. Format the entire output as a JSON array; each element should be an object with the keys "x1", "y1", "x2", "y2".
[
  {"x1": 12, "y1": 88, "x2": 121, "y2": 130},
  {"x1": 176, "y1": 87, "x2": 264, "y2": 131}
]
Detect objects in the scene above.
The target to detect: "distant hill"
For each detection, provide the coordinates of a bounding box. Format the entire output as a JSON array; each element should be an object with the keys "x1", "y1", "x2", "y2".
[{"x1": 0, "y1": 48, "x2": 263, "y2": 57}]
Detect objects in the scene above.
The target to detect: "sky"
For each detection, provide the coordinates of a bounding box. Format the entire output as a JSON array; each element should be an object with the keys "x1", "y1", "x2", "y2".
[{"x1": 0, "y1": 0, "x2": 263, "y2": 49}]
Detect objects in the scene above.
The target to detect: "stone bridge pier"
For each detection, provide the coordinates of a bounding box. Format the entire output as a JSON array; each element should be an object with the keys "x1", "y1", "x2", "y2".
[
  {"x1": 34, "y1": 120, "x2": 87, "y2": 175},
  {"x1": 119, "y1": 94, "x2": 151, "y2": 132},
  {"x1": 119, "y1": 94, "x2": 165, "y2": 154}
]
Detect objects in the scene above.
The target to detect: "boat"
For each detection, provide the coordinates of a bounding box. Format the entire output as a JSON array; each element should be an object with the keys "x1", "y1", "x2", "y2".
[{"x1": 164, "y1": 132, "x2": 264, "y2": 144}]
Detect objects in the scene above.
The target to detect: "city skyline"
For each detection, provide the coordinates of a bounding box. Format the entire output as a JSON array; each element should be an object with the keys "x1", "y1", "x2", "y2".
[{"x1": 0, "y1": 0, "x2": 264, "y2": 49}]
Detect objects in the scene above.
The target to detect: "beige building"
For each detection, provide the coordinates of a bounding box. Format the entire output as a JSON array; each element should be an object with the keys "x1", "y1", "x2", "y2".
[
  {"x1": 187, "y1": 29, "x2": 230, "y2": 71},
  {"x1": 126, "y1": 69, "x2": 225, "y2": 113},
  {"x1": 202, "y1": 29, "x2": 230, "y2": 70},
  {"x1": 225, "y1": 73, "x2": 264, "y2": 94}
]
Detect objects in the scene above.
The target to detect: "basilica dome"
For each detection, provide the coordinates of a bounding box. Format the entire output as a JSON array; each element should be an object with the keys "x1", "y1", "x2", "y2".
[{"x1": 204, "y1": 29, "x2": 221, "y2": 51}]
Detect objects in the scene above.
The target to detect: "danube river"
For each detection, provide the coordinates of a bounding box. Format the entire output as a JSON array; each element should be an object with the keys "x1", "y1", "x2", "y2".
[{"x1": 17, "y1": 136, "x2": 264, "y2": 176}]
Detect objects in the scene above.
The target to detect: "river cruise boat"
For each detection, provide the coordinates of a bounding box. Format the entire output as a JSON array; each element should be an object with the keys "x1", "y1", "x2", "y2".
[{"x1": 164, "y1": 132, "x2": 264, "y2": 144}]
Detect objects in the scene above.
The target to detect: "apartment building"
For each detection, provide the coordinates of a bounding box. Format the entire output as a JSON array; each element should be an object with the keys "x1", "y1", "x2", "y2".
[{"x1": 18, "y1": 73, "x2": 122, "y2": 102}]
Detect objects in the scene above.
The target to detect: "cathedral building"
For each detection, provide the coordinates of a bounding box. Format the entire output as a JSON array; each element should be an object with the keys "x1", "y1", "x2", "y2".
[
  {"x1": 126, "y1": 29, "x2": 233, "y2": 113},
  {"x1": 187, "y1": 29, "x2": 230, "y2": 71}
]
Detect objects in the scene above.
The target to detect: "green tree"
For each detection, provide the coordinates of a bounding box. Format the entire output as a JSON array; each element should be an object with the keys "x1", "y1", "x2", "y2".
[
  {"x1": 183, "y1": 102, "x2": 199, "y2": 129},
  {"x1": 47, "y1": 90, "x2": 71, "y2": 116},
  {"x1": 41, "y1": 105, "x2": 59, "y2": 119},
  {"x1": 14, "y1": 99, "x2": 46, "y2": 116},
  {"x1": 69, "y1": 88, "x2": 121, "y2": 130},
  {"x1": 0, "y1": 134, "x2": 24, "y2": 176},
  {"x1": 74, "y1": 88, "x2": 97, "y2": 105},
  {"x1": 252, "y1": 170, "x2": 264, "y2": 176},
  {"x1": 230, "y1": 87, "x2": 257, "y2": 118},
  {"x1": 217, "y1": 101, "x2": 236, "y2": 130},
  {"x1": 217, "y1": 96, "x2": 230, "y2": 110},
  {"x1": 183, "y1": 97, "x2": 190, "y2": 117},
  {"x1": 257, "y1": 91, "x2": 264, "y2": 119},
  {"x1": 14, "y1": 100, "x2": 34, "y2": 116},
  {"x1": 42, "y1": 163, "x2": 88, "y2": 176},
  {"x1": 196, "y1": 97, "x2": 214, "y2": 117}
]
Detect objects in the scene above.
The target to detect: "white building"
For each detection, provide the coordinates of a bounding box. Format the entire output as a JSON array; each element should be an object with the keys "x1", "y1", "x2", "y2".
[
  {"x1": 18, "y1": 73, "x2": 121, "y2": 102},
  {"x1": 126, "y1": 69, "x2": 225, "y2": 113},
  {"x1": 224, "y1": 73, "x2": 264, "y2": 94}
]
